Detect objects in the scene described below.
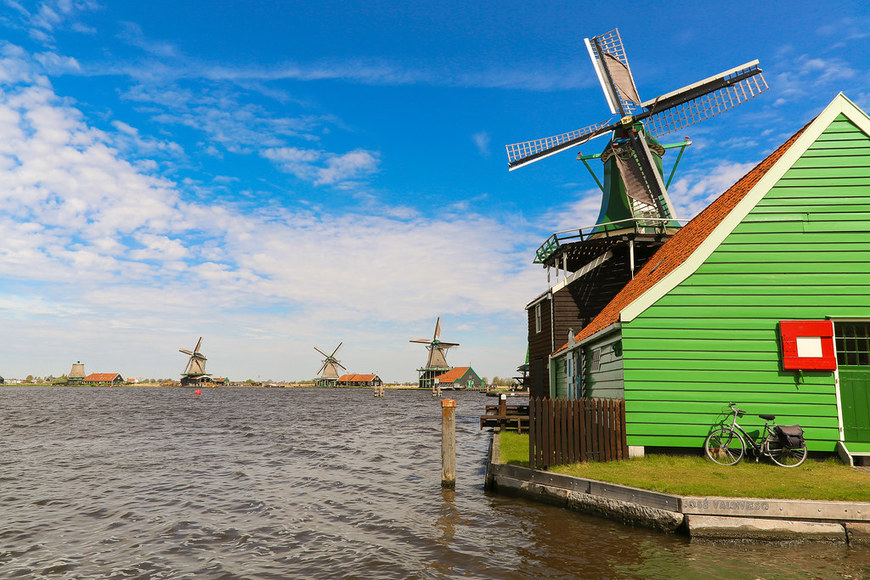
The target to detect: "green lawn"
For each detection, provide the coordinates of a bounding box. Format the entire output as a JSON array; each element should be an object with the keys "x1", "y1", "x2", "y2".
[{"x1": 497, "y1": 432, "x2": 870, "y2": 502}]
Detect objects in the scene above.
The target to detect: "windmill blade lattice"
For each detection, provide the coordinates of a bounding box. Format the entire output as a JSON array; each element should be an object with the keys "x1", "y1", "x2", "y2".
[
  {"x1": 506, "y1": 118, "x2": 616, "y2": 170},
  {"x1": 505, "y1": 31, "x2": 768, "y2": 171},
  {"x1": 585, "y1": 29, "x2": 642, "y2": 115},
  {"x1": 620, "y1": 132, "x2": 673, "y2": 219},
  {"x1": 643, "y1": 61, "x2": 768, "y2": 138}
]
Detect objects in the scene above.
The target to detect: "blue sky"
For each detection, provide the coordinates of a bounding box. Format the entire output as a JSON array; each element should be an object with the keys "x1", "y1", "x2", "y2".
[{"x1": 0, "y1": 1, "x2": 868, "y2": 382}]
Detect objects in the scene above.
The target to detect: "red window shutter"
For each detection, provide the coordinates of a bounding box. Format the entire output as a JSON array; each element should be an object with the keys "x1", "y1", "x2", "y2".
[{"x1": 779, "y1": 320, "x2": 836, "y2": 371}]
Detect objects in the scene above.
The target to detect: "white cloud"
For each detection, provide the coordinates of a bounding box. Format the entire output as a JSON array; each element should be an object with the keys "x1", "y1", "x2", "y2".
[
  {"x1": 7, "y1": 0, "x2": 100, "y2": 45},
  {"x1": 200, "y1": 59, "x2": 588, "y2": 91},
  {"x1": 116, "y1": 21, "x2": 179, "y2": 58},
  {"x1": 262, "y1": 146, "x2": 380, "y2": 186},
  {"x1": 0, "y1": 46, "x2": 539, "y2": 380},
  {"x1": 472, "y1": 131, "x2": 490, "y2": 157}
]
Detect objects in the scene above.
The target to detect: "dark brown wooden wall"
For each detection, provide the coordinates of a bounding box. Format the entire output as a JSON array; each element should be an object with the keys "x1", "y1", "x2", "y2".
[
  {"x1": 527, "y1": 297, "x2": 552, "y2": 399},
  {"x1": 524, "y1": 239, "x2": 668, "y2": 399}
]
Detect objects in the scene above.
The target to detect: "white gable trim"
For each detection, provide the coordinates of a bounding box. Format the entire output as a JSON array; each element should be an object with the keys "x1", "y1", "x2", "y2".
[{"x1": 621, "y1": 93, "x2": 870, "y2": 323}]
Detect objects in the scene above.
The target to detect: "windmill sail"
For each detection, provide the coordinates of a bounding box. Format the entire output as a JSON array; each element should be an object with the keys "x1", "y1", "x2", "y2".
[
  {"x1": 504, "y1": 27, "x2": 768, "y2": 231},
  {"x1": 506, "y1": 118, "x2": 616, "y2": 170},
  {"x1": 315, "y1": 343, "x2": 345, "y2": 380},
  {"x1": 179, "y1": 337, "x2": 208, "y2": 376},
  {"x1": 643, "y1": 61, "x2": 768, "y2": 137},
  {"x1": 411, "y1": 317, "x2": 458, "y2": 370},
  {"x1": 585, "y1": 29, "x2": 641, "y2": 115}
]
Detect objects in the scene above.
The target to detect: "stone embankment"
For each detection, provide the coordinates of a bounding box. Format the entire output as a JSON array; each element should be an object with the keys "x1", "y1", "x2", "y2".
[{"x1": 484, "y1": 435, "x2": 870, "y2": 542}]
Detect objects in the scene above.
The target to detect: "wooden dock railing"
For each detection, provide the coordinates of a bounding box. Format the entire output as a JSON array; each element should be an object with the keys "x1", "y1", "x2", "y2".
[{"x1": 529, "y1": 397, "x2": 628, "y2": 468}]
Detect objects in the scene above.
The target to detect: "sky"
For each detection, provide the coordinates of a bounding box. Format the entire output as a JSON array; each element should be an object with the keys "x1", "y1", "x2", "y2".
[{"x1": 0, "y1": 1, "x2": 869, "y2": 382}]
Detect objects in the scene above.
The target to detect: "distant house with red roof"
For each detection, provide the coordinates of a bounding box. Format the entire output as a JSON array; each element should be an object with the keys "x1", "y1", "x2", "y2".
[
  {"x1": 337, "y1": 374, "x2": 383, "y2": 387},
  {"x1": 433, "y1": 366, "x2": 482, "y2": 390},
  {"x1": 547, "y1": 94, "x2": 870, "y2": 463},
  {"x1": 82, "y1": 373, "x2": 124, "y2": 386}
]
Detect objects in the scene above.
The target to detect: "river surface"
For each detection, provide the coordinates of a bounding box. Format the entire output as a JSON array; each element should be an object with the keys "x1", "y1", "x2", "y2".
[{"x1": 2, "y1": 387, "x2": 869, "y2": 579}]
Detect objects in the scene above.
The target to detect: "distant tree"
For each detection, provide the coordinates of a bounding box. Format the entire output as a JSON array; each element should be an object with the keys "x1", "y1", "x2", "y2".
[{"x1": 25, "y1": 374, "x2": 33, "y2": 383}]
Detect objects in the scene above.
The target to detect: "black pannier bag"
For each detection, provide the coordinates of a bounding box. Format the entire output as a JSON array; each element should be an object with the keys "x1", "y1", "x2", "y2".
[{"x1": 775, "y1": 425, "x2": 805, "y2": 448}]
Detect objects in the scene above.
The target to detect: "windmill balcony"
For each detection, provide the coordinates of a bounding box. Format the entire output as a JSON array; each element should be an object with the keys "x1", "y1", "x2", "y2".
[{"x1": 535, "y1": 216, "x2": 688, "y2": 267}]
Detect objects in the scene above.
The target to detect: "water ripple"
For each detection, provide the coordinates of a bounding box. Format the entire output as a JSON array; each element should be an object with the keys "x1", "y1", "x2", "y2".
[{"x1": 2, "y1": 387, "x2": 869, "y2": 578}]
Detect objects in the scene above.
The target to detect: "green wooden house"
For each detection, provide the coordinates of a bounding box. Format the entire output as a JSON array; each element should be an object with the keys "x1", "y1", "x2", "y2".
[{"x1": 549, "y1": 94, "x2": 870, "y2": 465}]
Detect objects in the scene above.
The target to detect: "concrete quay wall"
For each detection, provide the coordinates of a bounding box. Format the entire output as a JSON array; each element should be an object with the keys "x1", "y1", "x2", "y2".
[{"x1": 484, "y1": 435, "x2": 870, "y2": 543}]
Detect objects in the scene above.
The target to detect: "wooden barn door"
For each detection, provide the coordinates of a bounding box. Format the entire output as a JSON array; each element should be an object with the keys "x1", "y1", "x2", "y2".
[{"x1": 836, "y1": 322, "x2": 870, "y2": 442}]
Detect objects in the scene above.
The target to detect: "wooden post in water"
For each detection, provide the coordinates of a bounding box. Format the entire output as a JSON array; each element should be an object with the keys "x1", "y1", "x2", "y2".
[{"x1": 441, "y1": 398, "x2": 456, "y2": 488}]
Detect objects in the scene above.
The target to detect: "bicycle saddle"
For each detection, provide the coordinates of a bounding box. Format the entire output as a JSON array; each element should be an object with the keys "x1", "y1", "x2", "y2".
[{"x1": 758, "y1": 414, "x2": 775, "y2": 421}]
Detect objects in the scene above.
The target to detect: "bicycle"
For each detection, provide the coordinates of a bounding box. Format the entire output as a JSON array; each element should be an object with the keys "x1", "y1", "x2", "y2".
[{"x1": 704, "y1": 403, "x2": 807, "y2": 467}]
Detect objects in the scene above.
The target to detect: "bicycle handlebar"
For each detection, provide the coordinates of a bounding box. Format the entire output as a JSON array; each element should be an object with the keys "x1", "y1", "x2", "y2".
[{"x1": 728, "y1": 402, "x2": 746, "y2": 417}]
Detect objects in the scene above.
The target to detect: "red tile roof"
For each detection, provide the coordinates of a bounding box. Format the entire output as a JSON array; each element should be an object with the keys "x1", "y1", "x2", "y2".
[
  {"x1": 556, "y1": 122, "x2": 810, "y2": 354},
  {"x1": 434, "y1": 367, "x2": 471, "y2": 383},
  {"x1": 338, "y1": 374, "x2": 379, "y2": 382},
  {"x1": 83, "y1": 373, "x2": 122, "y2": 382}
]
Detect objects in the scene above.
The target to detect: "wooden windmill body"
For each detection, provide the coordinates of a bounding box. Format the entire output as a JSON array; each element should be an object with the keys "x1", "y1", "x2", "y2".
[{"x1": 508, "y1": 29, "x2": 768, "y2": 398}]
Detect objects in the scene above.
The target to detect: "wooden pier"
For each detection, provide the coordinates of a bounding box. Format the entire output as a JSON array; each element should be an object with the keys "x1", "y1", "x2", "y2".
[{"x1": 480, "y1": 395, "x2": 529, "y2": 432}]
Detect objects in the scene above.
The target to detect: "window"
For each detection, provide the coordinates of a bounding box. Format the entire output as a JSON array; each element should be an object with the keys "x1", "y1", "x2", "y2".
[
  {"x1": 535, "y1": 303, "x2": 542, "y2": 333},
  {"x1": 836, "y1": 322, "x2": 870, "y2": 366},
  {"x1": 590, "y1": 348, "x2": 601, "y2": 372}
]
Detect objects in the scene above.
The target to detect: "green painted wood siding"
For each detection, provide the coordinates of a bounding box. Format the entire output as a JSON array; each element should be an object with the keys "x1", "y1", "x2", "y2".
[
  {"x1": 553, "y1": 357, "x2": 568, "y2": 398},
  {"x1": 622, "y1": 115, "x2": 870, "y2": 452},
  {"x1": 584, "y1": 334, "x2": 624, "y2": 399}
]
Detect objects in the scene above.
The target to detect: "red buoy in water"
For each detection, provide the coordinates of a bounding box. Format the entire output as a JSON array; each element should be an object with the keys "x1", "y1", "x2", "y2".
[{"x1": 194, "y1": 389, "x2": 201, "y2": 395}]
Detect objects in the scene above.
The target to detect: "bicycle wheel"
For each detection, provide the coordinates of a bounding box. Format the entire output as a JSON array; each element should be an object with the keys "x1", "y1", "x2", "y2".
[
  {"x1": 704, "y1": 428, "x2": 745, "y2": 466},
  {"x1": 766, "y1": 438, "x2": 807, "y2": 467}
]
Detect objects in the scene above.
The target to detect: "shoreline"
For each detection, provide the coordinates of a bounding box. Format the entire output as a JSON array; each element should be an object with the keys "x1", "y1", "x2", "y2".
[
  {"x1": 484, "y1": 432, "x2": 870, "y2": 543},
  {"x1": 0, "y1": 384, "x2": 478, "y2": 390}
]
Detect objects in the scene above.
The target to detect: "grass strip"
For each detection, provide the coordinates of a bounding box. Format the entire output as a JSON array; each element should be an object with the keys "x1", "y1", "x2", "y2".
[{"x1": 497, "y1": 432, "x2": 870, "y2": 502}]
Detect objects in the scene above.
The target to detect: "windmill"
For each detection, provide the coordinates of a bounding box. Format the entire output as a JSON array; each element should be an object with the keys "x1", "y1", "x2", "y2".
[
  {"x1": 507, "y1": 28, "x2": 768, "y2": 243},
  {"x1": 410, "y1": 317, "x2": 459, "y2": 389},
  {"x1": 179, "y1": 336, "x2": 211, "y2": 386},
  {"x1": 314, "y1": 342, "x2": 346, "y2": 387},
  {"x1": 508, "y1": 29, "x2": 769, "y2": 399}
]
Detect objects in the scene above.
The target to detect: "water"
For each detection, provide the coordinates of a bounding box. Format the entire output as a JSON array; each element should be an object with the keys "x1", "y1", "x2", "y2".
[{"x1": 2, "y1": 387, "x2": 869, "y2": 579}]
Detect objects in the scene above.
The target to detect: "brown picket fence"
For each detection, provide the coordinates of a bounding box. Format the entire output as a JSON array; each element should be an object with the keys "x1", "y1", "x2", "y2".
[{"x1": 528, "y1": 397, "x2": 628, "y2": 468}]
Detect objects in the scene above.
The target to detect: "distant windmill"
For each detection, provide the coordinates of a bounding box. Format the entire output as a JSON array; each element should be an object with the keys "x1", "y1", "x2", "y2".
[
  {"x1": 507, "y1": 28, "x2": 768, "y2": 238},
  {"x1": 410, "y1": 317, "x2": 459, "y2": 390},
  {"x1": 314, "y1": 342, "x2": 346, "y2": 387},
  {"x1": 179, "y1": 337, "x2": 210, "y2": 386},
  {"x1": 67, "y1": 360, "x2": 86, "y2": 385}
]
